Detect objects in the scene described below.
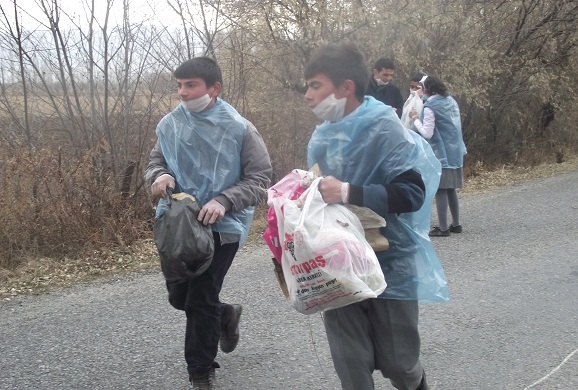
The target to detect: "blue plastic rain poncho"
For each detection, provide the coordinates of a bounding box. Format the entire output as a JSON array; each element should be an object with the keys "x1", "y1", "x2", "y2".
[
  {"x1": 155, "y1": 100, "x2": 254, "y2": 245},
  {"x1": 308, "y1": 96, "x2": 449, "y2": 303},
  {"x1": 422, "y1": 94, "x2": 467, "y2": 168}
]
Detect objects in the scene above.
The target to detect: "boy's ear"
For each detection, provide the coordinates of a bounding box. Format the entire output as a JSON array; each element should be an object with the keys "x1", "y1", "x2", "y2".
[
  {"x1": 338, "y1": 79, "x2": 356, "y2": 98},
  {"x1": 209, "y1": 81, "x2": 222, "y2": 97}
]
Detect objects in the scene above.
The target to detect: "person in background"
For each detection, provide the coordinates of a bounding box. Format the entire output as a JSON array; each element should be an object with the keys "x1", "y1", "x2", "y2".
[
  {"x1": 409, "y1": 75, "x2": 467, "y2": 237},
  {"x1": 409, "y1": 73, "x2": 426, "y2": 96},
  {"x1": 401, "y1": 73, "x2": 426, "y2": 130},
  {"x1": 304, "y1": 43, "x2": 449, "y2": 390},
  {"x1": 366, "y1": 57, "x2": 404, "y2": 118},
  {"x1": 144, "y1": 57, "x2": 272, "y2": 385}
]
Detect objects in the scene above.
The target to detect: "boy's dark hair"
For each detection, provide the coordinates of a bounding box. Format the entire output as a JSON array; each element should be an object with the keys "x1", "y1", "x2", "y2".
[
  {"x1": 373, "y1": 58, "x2": 395, "y2": 71},
  {"x1": 410, "y1": 73, "x2": 425, "y2": 83},
  {"x1": 424, "y1": 76, "x2": 448, "y2": 97},
  {"x1": 173, "y1": 57, "x2": 223, "y2": 86},
  {"x1": 304, "y1": 43, "x2": 370, "y2": 102}
]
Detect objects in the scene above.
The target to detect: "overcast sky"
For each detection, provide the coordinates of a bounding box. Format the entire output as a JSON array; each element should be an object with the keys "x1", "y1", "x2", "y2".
[{"x1": 10, "y1": 0, "x2": 175, "y2": 30}]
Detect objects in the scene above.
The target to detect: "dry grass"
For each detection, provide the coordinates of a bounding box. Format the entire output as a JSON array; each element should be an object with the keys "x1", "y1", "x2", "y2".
[
  {"x1": 1, "y1": 155, "x2": 577, "y2": 301},
  {"x1": 0, "y1": 241, "x2": 159, "y2": 300},
  {"x1": 462, "y1": 155, "x2": 578, "y2": 194}
]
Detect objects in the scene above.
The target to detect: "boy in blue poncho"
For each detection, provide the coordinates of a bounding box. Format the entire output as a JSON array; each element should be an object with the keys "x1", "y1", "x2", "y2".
[
  {"x1": 144, "y1": 57, "x2": 272, "y2": 384},
  {"x1": 304, "y1": 43, "x2": 448, "y2": 390}
]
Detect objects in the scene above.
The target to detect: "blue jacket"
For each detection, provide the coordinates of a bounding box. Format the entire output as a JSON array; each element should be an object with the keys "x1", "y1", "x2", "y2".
[
  {"x1": 155, "y1": 100, "x2": 255, "y2": 244},
  {"x1": 422, "y1": 95, "x2": 467, "y2": 168},
  {"x1": 308, "y1": 96, "x2": 449, "y2": 303}
]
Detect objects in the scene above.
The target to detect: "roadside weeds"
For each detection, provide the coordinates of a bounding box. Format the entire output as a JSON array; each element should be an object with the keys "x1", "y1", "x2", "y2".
[{"x1": 1, "y1": 156, "x2": 577, "y2": 300}]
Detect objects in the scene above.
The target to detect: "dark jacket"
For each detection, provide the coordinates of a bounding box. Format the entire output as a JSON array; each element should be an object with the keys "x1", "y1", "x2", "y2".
[{"x1": 366, "y1": 77, "x2": 404, "y2": 118}]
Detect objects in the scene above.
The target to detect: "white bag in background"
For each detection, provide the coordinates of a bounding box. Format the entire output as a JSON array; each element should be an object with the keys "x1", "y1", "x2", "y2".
[
  {"x1": 280, "y1": 178, "x2": 386, "y2": 315},
  {"x1": 401, "y1": 91, "x2": 424, "y2": 129}
]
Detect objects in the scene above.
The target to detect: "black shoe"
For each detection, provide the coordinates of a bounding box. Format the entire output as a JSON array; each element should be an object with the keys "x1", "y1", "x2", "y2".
[
  {"x1": 189, "y1": 361, "x2": 219, "y2": 383},
  {"x1": 220, "y1": 304, "x2": 242, "y2": 353},
  {"x1": 429, "y1": 227, "x2": 450, "y2": 237},
  {"x1": 189, "y1": 362, "x2": 221, "y2": 388},
  {"x1": 416, "y1": 370, "x2": 430, "y2": 390},
  {"x1": 449, "y1": 224, "x2": 462, "y2": 233}
]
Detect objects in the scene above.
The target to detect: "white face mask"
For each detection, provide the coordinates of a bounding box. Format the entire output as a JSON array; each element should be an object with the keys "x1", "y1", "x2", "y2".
[
  {"x1": 375, "y1": 77, "x2": 388, "y2": 86},
  {"x1": 182, "y1": 94, "x2": 212, "y2": 112},
  {"x1": 312, "y1": 93, "x2": 347, "y2": 122}
]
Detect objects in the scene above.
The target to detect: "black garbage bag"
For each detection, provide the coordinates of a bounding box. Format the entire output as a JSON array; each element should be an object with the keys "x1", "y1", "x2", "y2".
[{"x1": 153, "y1": 190, "x2": 214, "y2": 283}]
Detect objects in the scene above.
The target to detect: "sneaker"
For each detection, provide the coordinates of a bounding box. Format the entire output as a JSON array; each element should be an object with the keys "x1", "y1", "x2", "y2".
[
  {"x1": 449, "y1": 224, "x2": 462, "y2": 233},
  {"x1": 429, "y1": 227, "x2": 450, "y2": 237},
  {"x1": 220, "y1": 304, "x2": 242, "y2": 353}
]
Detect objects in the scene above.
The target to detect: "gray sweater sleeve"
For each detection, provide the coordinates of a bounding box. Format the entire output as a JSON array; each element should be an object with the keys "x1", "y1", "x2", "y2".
[
  {"x1": 144, "y1": 139, "x2": 171, "y2": 186},
  {"x1": 215, "y1": 120, "x2": 272, "y2": 211},
  {"x1": 143, "y1": 121, "x2": 272, "y2": 212}
]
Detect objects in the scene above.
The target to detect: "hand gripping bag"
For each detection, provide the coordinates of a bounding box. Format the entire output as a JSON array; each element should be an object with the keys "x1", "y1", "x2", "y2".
[
  {"x1": 280, "y1": 178, "x2": 386, "y2": 314},
  {"x1": 153, "y1": 190, "x2": 214, "y2": 283},
  {"x1": 401, "y1": 91, "x2": 424, "y2": 129}
]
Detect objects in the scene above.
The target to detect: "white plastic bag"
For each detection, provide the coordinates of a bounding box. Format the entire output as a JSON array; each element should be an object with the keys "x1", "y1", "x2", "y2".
[
  {"x1": 401, "y1": 91, "x2": 424, "y2": 129},
  {"x1": 280, "y1": 178, "x2": 386, "y2": 314}
]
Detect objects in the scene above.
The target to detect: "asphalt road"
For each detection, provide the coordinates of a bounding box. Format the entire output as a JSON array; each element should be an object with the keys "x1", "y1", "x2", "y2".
[{"x1": 1, "y1": 170, "x2": 577, "y2": 390}]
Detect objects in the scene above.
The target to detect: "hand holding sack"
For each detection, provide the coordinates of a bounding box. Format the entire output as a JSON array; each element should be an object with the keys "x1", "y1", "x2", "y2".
[
  {"x1": 280, "y1": 178, "x2": 386, "y2": 314},
  {"x1": 153, "y1": 190, "x2": 215, "y2": 283},
  {"x1": 401, "y1": 91, "x2": 424, "y2": 129}
]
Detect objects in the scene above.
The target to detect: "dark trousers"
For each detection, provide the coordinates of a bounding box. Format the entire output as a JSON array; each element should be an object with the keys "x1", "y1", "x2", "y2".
[{"x1": 166, "y1": 232, "x2": 239, "y2": 374}]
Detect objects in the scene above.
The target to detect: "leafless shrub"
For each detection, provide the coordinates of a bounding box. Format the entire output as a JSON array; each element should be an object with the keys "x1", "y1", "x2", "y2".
[{"x1": 0, "y1": 0, "x2": 577, "y2": 270}]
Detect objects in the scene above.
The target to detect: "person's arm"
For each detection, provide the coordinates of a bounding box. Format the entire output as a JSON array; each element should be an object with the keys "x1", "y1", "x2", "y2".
[
  {"x1": 365, "y1": 77, "x2": 377, "y2": 98},
  {"x1": 411, "y1": 107, "x2": 435, "y2": 139},
  {"x1": 144, "y1": 139, "x2": 169, "y2": 185},
  {"x1": 144, "y1": 139, "x2": 175, "y2": 199},
  {"x1": 215, "y1": 121, "x2": 273, "y2": 212},
  {"x1": 393, "y1": 87, "x2": 404, "y2": 119},
  {"x1": 318, "y1": 169, "x2": 426, "y2": 216},
  {"x1": 348, "y1": 169, "x2": 426, "y2": 216}
]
